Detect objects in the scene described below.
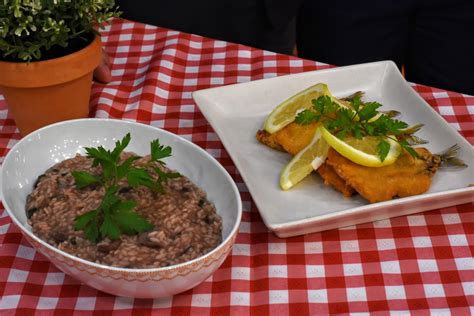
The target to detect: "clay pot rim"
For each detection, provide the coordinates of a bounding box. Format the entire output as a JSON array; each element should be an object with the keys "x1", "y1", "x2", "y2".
[{"x1": 0, "y1": 36, "x2": 102, "y2": 88}]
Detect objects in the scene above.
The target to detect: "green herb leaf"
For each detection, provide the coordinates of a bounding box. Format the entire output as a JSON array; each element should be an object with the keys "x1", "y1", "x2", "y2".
[
  {"x1": 295, "y1": 110, "x2": 319, "y2": 125},
  {"x1": 358, "y1": 102, "x2": 381, "y2": 121},
  {"x1": 327, "y1": 108, "x2": 353, "y2": 136},
  {"x1": 366, "y1": 124, "x2": 375, "y2": 135},
  {"x1": 111, "y1": 133, "x2": 131, "y2": 161},
  {"x1": 114, "y1": 200, "x2": 137, "y2": 212},
  {"x1": 377, "y1": 139, "x2": 391, "y2": 162},
  {"x1": 150, "y1": 139, "x2": 172, "y2": 162},
  {"x1": 114, "y1": 211, "x2": 153, "y2": 234},
  {"x1": 295, "y1": 110, "x2": 320, "y2": 125},
  {"x1": 155, "y1": 168, "x2": 181, "y2": 184},
  {"x1": 336, "y1": 129, "x2": 347, "y2": 140},
  {"x1": 399, "y1": 139, "x2": 419, "y2": 159},
  {"x1": 117, "y1": 155, "x2": 139, "y2": 179},
  {"x1": 166, "y1": 171, "x2": 181, "y2": 179},
  {"x1": 99, "y1": 187, "x2": 120, "y2": 214},
  {"x1": 388, "y1": 119, "x2": 409, "y2": 134},
  {"x1": 100, "y1": 216, "x2": 121, "y2": 240},
  {"x1": 351, "y1": 95, "x2": 362, "y2": 111},
  {"x1": 353, "y1": 124, "x2": 363, "y2": 139},
  {"x1": 74, "y1": 210, "x2": 98, "y2": 230},
  {"x1": 312, "y1": 95, "x2": 336, "y2": 115},
  {"x1": 154, "y1": 181, "x2": 164, "y2": 194},
  {"x1": 127, "y1": 168, "x2": 155, "y2": 189},
  {"x1": 84, "y1": 222, "x2": 100, "y2": 243},
  {"x1": 85, "y1": 146, "x2": 114, "y2": 166},
  {"x1": 71, "y1": 171, "x2": 100, "y2": 189}
]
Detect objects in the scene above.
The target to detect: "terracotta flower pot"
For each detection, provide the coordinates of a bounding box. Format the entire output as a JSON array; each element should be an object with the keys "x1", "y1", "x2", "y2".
[{"x1": 0, "y1": 36, "x2": 102, "y2": 136}]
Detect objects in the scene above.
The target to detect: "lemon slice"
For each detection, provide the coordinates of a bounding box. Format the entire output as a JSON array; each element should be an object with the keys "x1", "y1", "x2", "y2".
[
  {"x1": 320, "y1": 127, "x2": 401, "y2": 167},
  {"x1": 263, "y1": 83, "x2": 332, "y2": 134},
  {"x1": 280, "y1": 127, "x2": 329, "y2": 190}
]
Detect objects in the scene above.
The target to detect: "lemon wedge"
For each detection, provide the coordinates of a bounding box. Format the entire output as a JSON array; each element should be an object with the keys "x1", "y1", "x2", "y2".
[
  {"x1": 263, "y1": 83, "x2": 332, "y2": 134},
  {"x1": 320, "y1": 127, "x2": 401, "y2": 167},
  {"x1": 279, "y1": 127, "x2": 329, "y2": 190}
]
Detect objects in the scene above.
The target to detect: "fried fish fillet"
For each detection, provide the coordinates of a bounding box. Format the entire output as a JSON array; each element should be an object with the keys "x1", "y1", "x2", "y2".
[
  {"x1": 274, "y1": 122, "x2": 318, "y2": 156},
  {"x1": 256, "y1": 122, "x2": 319, "y2": 155},
  {"x1": 317, "y1": 163, "x2": 355, "y2": 197},
  {"x1": 326, "y1": 147, "x2": 439, "y2": 203},
  {"x1": 256, "y1": 129, "x2": 285, "y2": 152}
]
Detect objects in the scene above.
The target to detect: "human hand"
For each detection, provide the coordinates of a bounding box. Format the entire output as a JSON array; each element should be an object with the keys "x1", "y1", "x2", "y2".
[{"x1": 93, "y1": 49, "x2": 112, "y2": 83}]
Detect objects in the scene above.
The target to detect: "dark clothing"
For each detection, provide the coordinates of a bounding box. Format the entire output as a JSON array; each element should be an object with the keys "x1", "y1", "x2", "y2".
[
  {"x1": 118, "y1": 0, "x2": 474, "y2": 95},
  {"x1": 296, "y1": 0, "x2": 474, "y2": 95},
  {"x1": 117, "y1": 0, "x2": 300, "y2": 55}
]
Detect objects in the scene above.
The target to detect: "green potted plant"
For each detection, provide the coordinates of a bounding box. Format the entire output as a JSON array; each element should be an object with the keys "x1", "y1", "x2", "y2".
[{"x1": 0, "y1": 0, "x2": 120, "y2": 136}]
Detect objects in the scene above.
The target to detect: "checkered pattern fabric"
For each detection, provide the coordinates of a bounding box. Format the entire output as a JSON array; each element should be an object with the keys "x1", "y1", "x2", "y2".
[{"x1": 1, "y1": 19, "x2": 473, "y2": 315}]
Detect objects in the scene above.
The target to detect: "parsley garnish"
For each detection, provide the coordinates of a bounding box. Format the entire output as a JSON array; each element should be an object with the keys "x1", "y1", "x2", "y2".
[
  {"x1": 295, "y1": 95, "x2": 419, "y2": 161},
  {"x1": 72, "y1": 133, "x2": 181, "y2": 243}
]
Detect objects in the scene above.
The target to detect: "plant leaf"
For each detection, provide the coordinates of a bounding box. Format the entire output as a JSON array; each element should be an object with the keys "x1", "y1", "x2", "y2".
[
  {"x1": 150, "y1": 139, "x2": 172, "y2": 162},
  {"x1": 111, "y1": 133, "x2": 131, "y2": 161},
  {"x1": 72, "y1": 171, "x2": 100, "y2": 189},
  {"x1": 126, "y1": 168, "x2": 154, "y2": 189},
  {"x1": 358, "y1": 102, "x2": 382, "y2": 121},
  {"x1": 377, "y1": 139, "x2": 390, "y2": 162},
  {"x1": 100, "y1": 216, "x2": 121, "y2": 240},
  {"x1": 155, "y1": 168, "x2": 180, "y2": 182},
  {"x1": 114, "y1": 211, "x2": 153, "y2": 234},
  {"x1": 83, "y1": 221, "x2": 99, "y2": 243},
  {"x1": 312, "y1": 95, "x2": 335, "y2": 115},
  {"x1": 399, "y1": 139, "x2": 419, "y2": 159},
  {"x1": 351, "y1": 94, "x2": 362, "y2": 111},
  {"x1": 295, "y1": 110, "x2": 319, "y2": 125},
  {"x1": 114, "y1": 200, "x2": 137, "y2": 212},
  {"x1": 74, "y1": 210, "x2": 97, "y2": 230},
  {"x1": 116, "y1": 155, "x2": 139, "y2": 179},
  {"x1": 85, "y1": 146, "x2": 114, "y2": 166},
  {"x1": 100, "y1": 187, "x2": 120, "y2": 214}
]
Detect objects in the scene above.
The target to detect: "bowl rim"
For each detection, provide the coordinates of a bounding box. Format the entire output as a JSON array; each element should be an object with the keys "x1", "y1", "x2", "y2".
[{"x1": 1, "y1": 118, "x2": 242, "y2": 273}]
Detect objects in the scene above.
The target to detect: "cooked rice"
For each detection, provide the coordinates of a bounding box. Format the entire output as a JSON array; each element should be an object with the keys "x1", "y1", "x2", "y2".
[{"x1": 26, "y1": 153, "x2": 222, "y2": 269}]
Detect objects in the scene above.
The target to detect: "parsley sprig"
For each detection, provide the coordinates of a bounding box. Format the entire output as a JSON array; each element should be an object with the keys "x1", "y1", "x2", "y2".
[
  {"x1": 71, "y1": 133, "x2": 180, "y2": 243},
  {"x1": 295, "y1": 95, "x2": 419, "y2": 161}
]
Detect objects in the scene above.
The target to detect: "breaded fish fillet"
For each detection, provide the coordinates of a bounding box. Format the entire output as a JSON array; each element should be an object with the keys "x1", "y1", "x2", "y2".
[
  {"x1": 326, "y1": 147, "x2": 438, "y2": 203},
  {"x1": 256, "y1": 122, "x2": 318, "y2": 155},
  {"x1": 274, "y1": 122, "x2": 319, "y2": 156},
  {"x1": 256, "y1": 129, "x2": 285, "y2": 152},
  {"x1": 317, "y1": 163, "x2": 355, "y2": 197}
]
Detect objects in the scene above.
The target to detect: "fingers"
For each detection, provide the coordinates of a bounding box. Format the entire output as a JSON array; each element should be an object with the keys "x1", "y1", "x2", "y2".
[{"x1": 93, "y1": 49, "x2": 113, "y2": 83}]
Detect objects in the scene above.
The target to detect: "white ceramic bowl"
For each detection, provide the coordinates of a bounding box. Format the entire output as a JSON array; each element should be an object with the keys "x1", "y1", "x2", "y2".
[{"x1": 1, "y1": 119, "x2": 242, "y2": 298}]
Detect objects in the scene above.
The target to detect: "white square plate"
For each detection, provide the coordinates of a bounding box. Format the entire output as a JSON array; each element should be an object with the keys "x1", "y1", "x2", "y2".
[{"x1": 193, "y1": 61, "x2": 474, "y2": 237}]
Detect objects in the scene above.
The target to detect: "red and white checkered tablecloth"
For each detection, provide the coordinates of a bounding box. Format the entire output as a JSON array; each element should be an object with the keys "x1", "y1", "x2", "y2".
[{"x1": 0, "y1": 19, "x2": 473, "y2": 315}]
